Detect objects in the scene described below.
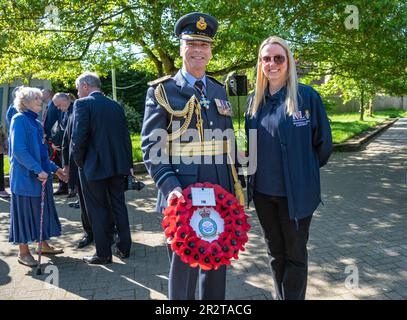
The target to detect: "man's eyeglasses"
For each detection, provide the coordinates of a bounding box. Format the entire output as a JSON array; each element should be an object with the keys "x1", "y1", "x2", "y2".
[{"x1": 261, "y1": 55, "x2": 286, "y2": 65}]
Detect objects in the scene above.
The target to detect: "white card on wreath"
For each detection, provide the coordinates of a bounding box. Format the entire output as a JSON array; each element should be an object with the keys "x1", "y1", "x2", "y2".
[{"x1": 191, "y1": 188, "x2": 216, "y2": 206}]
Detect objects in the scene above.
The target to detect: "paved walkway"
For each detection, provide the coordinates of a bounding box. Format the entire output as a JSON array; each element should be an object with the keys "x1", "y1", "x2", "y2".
[{"x1": 0, "y1": 119, "x2": 406, "y2": 300}]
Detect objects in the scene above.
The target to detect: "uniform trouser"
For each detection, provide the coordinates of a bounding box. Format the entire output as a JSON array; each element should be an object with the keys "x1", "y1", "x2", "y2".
[
  {"x1": 253, "y1": 191, "x2": 312, "y2": 300},
  {"x1": 167, "y1": 244, "x2": 227, "y2": 300},
  {"x1": 79, "y1": 169, "x2": 131, "y2": 258}
]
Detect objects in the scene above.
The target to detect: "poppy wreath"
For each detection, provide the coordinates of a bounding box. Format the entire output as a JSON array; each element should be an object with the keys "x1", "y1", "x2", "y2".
[{"x1": 162, "y1": 182, "x2": 250, "y2": 271}]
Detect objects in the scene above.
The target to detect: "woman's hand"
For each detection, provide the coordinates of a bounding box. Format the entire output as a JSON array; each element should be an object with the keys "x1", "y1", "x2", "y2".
[{"x1": 37, "y1": 171, "x2": 48, "y2": 182}]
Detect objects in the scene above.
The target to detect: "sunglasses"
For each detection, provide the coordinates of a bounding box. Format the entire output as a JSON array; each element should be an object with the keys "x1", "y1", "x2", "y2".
[{"x1": 260, "y1": 55, "x2": 286, "y2": 65}]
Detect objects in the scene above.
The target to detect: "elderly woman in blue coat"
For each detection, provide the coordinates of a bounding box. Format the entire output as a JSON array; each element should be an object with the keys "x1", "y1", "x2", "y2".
[
  {"x1": 245, "y1": 36, "x2": 332, "y2": 300},
  {"x1": 8, "y1": 87, "x2": 66, "y2": 267}
]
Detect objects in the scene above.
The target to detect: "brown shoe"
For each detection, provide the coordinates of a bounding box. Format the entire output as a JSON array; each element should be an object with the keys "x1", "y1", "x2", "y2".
[
  {"x1": 18, "y1": 254, "x2": 37, "y2": 267},
  {"x1": 36, "y1": 245, "x2": 64, "y2": 255}
]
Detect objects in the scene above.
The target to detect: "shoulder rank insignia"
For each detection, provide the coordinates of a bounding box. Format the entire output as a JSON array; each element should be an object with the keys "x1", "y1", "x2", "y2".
[
  {"x1": 206, "y1": 75, "x2": 225, "y2": 87},
  {"x1": 214, "y1": 99, "x2": 233, "y2": 116},
  {"x1": 147, "y1": 75, "x2": 172, "y2": 87}
]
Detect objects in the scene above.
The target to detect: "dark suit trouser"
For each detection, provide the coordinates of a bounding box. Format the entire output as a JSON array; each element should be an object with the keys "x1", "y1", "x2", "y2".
[
  {"x1": 167, "y1": 245, "x2": 226, "y2": 300},
  {"x1": 68, "y1": 161, "x2": 79, "y2": 192},
  {"x1": 253, "y1": 191, "x2": 312, "y2": 300},
  {"x1": 76, "y1": 172, "x2": 92, "y2": 236},
  {"x1": 0, "y1": 153, "x2": 5, "y2": 191},
  {"x1": 79, "y1": 170, "x2": 131, "y2": 258}
]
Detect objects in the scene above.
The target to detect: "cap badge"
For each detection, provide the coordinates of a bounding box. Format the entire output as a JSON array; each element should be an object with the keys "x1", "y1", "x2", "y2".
[{"x1": 196, "y1": 16, "x2": 207, "y2": 31}]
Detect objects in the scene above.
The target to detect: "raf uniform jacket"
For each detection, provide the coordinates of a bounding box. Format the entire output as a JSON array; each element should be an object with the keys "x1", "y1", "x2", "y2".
[
  {"x1": 142, "y1": 70, "x2": 236, "y2": 212},
  {"x1": 71, "y1": 92, "x2": 133, "y2": 181}
]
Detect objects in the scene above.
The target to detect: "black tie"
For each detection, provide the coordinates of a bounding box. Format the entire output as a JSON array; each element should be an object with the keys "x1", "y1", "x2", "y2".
[
  {"x1": 194, "y1": 80, "x2": 205, "y2": 96},
  {"x1": 194, "y1": 80, "x2": 210, "y2": 109}
]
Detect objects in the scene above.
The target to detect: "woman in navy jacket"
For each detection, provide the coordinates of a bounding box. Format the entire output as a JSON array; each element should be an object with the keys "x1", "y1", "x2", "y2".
[
  {"x1": 8, "y1": 87, "x2": 66, "y2": 267},
  {"x1": 245, "y1": 36, "x2": 332, "y2": 299}
]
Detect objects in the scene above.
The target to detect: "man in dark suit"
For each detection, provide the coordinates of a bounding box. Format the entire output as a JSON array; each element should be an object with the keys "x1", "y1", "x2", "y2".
[
  {"x1": 42, "y1": 89, "x2": 68, "y2": 195},
  {"x1": 71, "y1": 72, "x2": 133, "y2": 265},
  {"x1": 62, "y1": 94, "x2": 118, "y2": 249}
]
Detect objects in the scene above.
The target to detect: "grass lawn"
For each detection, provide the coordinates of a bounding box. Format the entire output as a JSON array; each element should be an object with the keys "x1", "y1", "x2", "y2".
[
  {"x1": 131, "y1": 134, "x2": 142, "y2": 162},
  {"x1": 233, "y1": 109, "x2": 407, "y2": 144},
  {"x1": 329, "y1": 110, "x2": 407, "y2": 143}
]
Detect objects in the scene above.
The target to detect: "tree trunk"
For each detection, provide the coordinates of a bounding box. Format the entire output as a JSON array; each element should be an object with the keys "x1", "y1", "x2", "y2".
[
  {"x1": 368, "y1": 98, "x2": 373, "y2": 117},
  {"x1": 359, "y1": 89, "x2": 364, "y2": 121}
]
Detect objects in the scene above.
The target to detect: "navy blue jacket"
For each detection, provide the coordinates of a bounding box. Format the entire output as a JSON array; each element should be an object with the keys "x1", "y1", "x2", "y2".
[
  {"x1": 43, "y1": 101, "x2": 62, "y2": 140},
  {"x1": 71, "y1": 92, "x2": 133, "y2": 181},
  {"x1": 245, "y1": 84, "x2": 332, "y2": 221}
]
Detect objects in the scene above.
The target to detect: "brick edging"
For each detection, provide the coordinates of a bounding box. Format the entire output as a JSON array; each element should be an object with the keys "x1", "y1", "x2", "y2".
[{"x1": 333, "y1": 118, "x2": 398, "y2": 152}]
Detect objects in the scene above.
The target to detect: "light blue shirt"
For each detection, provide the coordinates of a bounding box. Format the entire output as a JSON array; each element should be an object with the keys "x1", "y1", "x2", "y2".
[{"x1": 181, "y1": 67, "x2": 207, "y2": 95}]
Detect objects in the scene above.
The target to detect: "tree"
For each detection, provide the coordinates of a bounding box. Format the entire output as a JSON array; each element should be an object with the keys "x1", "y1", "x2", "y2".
[{"x1": 0, "y1": 0, "x2": 405, "y2": 105}]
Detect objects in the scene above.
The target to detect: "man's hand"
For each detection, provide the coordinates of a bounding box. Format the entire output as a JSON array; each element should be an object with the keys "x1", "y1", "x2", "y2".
[
  {"x1": 167, "y1": 187, "x2": 184, "y2": 205},
  {"x1": 51, "y1": 143, "x2": 61, "y2": 151},
  {"x1": 55, "y1": 168, "x2": 68, "y2": 183},
  {"x1": 37, "y1": 171, "x2": 48, "y2": 182}
]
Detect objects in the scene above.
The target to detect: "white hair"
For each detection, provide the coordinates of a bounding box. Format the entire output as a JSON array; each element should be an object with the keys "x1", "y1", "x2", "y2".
[
  {"x1": 14, "y1": 87, "x2": 42, "y2": 113},
  {"x1": 75, "y1": 72, "x2": 101, "y2": 88}
]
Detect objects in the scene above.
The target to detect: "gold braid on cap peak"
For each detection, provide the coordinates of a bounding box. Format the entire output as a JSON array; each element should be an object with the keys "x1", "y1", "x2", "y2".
[{"x1": 154, "y1": 83, "x2": 203, "y2": 141}]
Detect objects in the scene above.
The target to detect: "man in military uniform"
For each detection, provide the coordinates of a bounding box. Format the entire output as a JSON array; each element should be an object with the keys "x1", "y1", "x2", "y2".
[{"x1": 141, "y1": 12, "x2": 244, "y2": 300}]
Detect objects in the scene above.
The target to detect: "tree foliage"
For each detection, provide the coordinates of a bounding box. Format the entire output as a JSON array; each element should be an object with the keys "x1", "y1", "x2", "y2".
[{"x1": 0, "y1": 0, "x2": 405, "y2": 112}]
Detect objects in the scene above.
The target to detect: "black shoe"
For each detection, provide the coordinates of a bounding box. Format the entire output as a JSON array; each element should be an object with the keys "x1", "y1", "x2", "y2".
[
  {"x1": 83, "y1": 255, "x2": 112, "y2": 265},
  {"x1": 54, "y1": 189, "x2": 69, "y2": 196},
  {"x1": 67, "y1": 192, "x2": 77, "y2": 198},
  {"x1": 77, "y1": 236, "x2": 93, "y2": 249},
  {"x1": 69, "y1": 200, "x2": 80, "y2": 209},
  {"x1": 113, "y1": 247, "x2": 130, "y2": 259}
]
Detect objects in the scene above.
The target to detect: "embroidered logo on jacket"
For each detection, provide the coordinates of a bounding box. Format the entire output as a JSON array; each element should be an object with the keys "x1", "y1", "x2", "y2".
[{"x1": 292, "y1": 110, "x2": 310, "y2": 127}]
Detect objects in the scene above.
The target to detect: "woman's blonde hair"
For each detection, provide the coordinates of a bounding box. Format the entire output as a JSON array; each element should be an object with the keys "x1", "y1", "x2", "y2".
[
  {"x1": 14, "y1": 87, "x2": 42, "y2": 113},
  {"x1": 249, "y1": 36, "x2": 298, "y2": 117}
]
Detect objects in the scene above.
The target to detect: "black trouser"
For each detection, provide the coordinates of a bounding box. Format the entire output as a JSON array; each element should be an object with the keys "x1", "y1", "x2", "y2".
[
  {"x1": 0, "y1": 153, "x2": 5, "y2": 191},
  {"x1": 49, "y1": 146, "x2": 68, "y2": 192},
  {"x1": 68, "y1": 160, "x2": 79, "y2": 193},
  {"x1": 253, "y1": 191, "x2": 312, "y2": 300},
  {"x1": 76, "y1": 173, "x2": 92, "y2": 237},
  {"x1": 79, "y1": 170, "x2": 131, "y2": 258}
]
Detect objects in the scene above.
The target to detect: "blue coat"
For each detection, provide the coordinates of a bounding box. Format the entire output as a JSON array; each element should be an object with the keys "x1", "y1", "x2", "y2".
[
  {"x1": 71, "y1": 92, "x2": 133, "y2": 181},
  {"x1": 245, "y1": 84, "x2": 332, "y2": 221},
  {"x1": 9, "y1": 113, "x2": 58, "y2": 197},
  {"x1": 141, "y1": 71, "x2": 236, "y2": 212}
]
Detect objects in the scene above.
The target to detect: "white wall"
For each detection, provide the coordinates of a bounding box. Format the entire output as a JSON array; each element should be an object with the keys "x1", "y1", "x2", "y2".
[{"x1": 0, "y1": 79, "x2": 52, "y2": 125}]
